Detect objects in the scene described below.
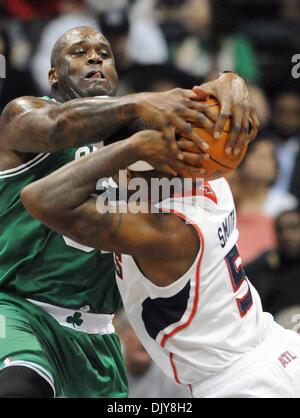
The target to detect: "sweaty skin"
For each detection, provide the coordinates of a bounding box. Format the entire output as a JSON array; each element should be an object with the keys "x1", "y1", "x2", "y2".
[{"x1": 0, "y1": 26, "x2": 258, "y2": 176}]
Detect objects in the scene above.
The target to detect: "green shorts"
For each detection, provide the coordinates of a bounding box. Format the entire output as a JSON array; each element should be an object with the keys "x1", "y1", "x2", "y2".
[{"x1": 0, "y1": 292, "x2": 128, "y2": 398}]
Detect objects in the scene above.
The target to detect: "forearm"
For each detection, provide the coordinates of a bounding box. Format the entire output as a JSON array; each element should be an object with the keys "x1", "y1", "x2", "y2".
[
  {"x1": 110, "y1": 169, "x2": 177, "y2": 203},
  {"x1": 48, "y1": 96, "x2": 139, "y2": 148},
  {"x1": 21, "y1": 137, "x2": 140, "y2": 216},
  {"x1": 1, "y1": 95, "x2": 141, "y2": 153}
]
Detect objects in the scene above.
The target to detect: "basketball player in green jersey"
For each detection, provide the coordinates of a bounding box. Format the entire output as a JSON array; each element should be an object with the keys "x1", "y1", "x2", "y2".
[{"x1": 0, "y1": 26, "x2": 258, "y2": 398}]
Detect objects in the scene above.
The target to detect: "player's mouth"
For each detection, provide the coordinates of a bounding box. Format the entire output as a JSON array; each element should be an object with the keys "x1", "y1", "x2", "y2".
[{"x1": 84, "y1": 70, "x2": 105, "y2": 80}]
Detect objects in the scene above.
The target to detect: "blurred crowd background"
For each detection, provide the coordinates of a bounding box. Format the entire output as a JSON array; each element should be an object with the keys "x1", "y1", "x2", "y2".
[{"x1": 1, "y1": 0, "x2": 300, "y2": 398}]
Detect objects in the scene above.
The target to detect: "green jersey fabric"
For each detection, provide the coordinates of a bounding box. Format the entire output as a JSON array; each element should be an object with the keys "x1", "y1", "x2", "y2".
[
  {"x1": 0, "y1": 292, "x2": 128, "y2": 398},
  {"x1": 0, "y1": 146, "x2": 121, "y2": 314}
]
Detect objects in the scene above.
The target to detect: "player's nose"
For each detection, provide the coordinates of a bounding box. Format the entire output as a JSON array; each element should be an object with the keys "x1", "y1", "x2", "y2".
[{"x1": 87, "y1": 50, "x2": 103, "y2": 64}]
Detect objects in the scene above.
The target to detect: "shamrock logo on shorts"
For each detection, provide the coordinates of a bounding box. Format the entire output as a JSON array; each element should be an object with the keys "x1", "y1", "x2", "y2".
[{"x1": 66, "y1": 312, "x2": 83, "y2": 328}]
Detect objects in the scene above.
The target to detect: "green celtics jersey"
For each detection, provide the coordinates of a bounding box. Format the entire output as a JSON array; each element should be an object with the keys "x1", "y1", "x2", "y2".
[{"x1": 0, "y1": 146, "x2": 121, "y2": 314}]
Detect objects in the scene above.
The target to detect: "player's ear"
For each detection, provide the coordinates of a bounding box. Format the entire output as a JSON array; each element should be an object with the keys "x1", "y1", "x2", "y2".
[{"x1": 48, "y1": 68, "x2": 58, "y2": 88}]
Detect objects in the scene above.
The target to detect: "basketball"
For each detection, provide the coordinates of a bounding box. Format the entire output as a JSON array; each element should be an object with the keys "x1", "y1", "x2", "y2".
[{"x1": 177, "y1": 96, "x2": 248, "y2": 180}]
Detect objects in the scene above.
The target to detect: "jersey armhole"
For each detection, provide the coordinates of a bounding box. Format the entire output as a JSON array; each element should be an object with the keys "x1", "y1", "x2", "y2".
[{"x1": 0, "y1": 153, "x2": 50, "y2": 179}]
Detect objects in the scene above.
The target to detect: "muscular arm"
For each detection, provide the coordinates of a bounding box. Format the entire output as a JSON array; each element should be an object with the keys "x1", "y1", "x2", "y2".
[
  {"x1": 0, "y1": 74, "x2": 259, "y2": 156},
  {"x1": 0, "y1": 85, "x2": 219, "y2": 155},
  {"x1": 0, "y1": 95, "x2": 140, "y2": 153},
  {"x1": 20, "y1": 131, "x2": 200, "y2": 284}
]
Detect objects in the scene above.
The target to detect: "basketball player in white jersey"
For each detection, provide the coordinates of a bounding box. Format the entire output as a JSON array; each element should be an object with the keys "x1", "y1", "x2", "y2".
[{"x1": 21, "y1": 130, "x2": 300, "y2": 398}]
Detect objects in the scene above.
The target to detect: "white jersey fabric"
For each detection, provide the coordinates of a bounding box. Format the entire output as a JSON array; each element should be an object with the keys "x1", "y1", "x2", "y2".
[{"x1": 114, "y1": 178, "x2": 300, "y2": 396}]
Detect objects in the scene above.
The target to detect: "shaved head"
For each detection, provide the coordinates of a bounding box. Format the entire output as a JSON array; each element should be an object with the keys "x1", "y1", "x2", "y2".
[
  {"x1": 48, "y1": 26, "x2": 118, "y2": 101},
  {"x1": 50, "y1": 26, "x2": 104, "y2": 67},
  {"x1": 50, "y1": 36, "x2": 67, "y2": 68}
]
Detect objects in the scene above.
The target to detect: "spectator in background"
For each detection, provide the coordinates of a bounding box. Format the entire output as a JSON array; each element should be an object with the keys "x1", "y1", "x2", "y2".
[
  {"x1": 227, "y1": 138, "x2": 298, "y2": 264},
  {"x1": 0, "y1": 26, "x2": 40, "y2": 112},
  {"x1": 116, "y1": 309, "x2": 190, "y2": 398},
  {"x1": 124, "y1": 63, "x2": 200, "y2": 94},
  {"x1": 275, "y1": 305, "x2": 300, "y2": 334},
  {"x1": 247, "y1": 83, "x2": 271, "y2": 130},
  {"x1": 237, "y1": 0, "x2": 300, "y2": 96},
  {"x1": 1, "y1": 0, "x2": 61, "y2": 20},
  {"x1": 98, "y1": 8, "x2": 132, "y2": 96},
  {"x1": 266, "y1": 91, "x2": 300, "y2": 204},
  {"x1": 86, "y1": 0, "x2": 129, "y2": 14},
  {"x1": 30, "y1": 0, "x2": 99, "y2": 95},
  {"x1": 279, "y1": 0, "x2": 300, "y2": 23},
  {"x1": 125, "y1": 0, "x2": 168, "y2": 66},
  {"x1": 96, "y1": 6, "x2": 199, "y2": 96},
  {"x1": 162, "y1": 0, "x2": 260, "y2": 83},
  {"x1": 245, "y1": 208, "x2": 300, "y2": 319},
  {"x1": 1, "y1": 0, "x2": 63, "y2": 64}
]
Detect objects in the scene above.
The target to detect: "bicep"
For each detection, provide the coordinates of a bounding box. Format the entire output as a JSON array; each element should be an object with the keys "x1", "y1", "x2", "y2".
[{"x1": 0, "y1": 97, "x2": 58, "y2": 153}]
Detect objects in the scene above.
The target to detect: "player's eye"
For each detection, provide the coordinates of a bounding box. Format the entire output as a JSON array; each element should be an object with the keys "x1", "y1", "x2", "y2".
[
  {"x1": 99, "y1": 51, "x2": 109, "y2": 58},
  {"x1": 73, "y1": 50, "x2": 85, "y2": 56}
]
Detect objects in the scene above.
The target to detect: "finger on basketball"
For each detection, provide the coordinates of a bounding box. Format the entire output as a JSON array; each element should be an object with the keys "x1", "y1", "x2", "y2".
[
  {"x1": 232, "y1": 111, "x2": 250, "y2": 156},
  {"x1": 162, "y1": 125, "x2": 183, "y2": 159},
  {"x1": 214, "y1": 102, "x2": 231, "y2": 140},
  {"x1": 191, "y1": 103, "x2": 218, "y2": 123},
  {"x1": 249, "y1": 112, "x2": 260, "y2": 141},
  {"x1": 181, "y1": 151, "x2": 209, "y2": 167},
  {"x1": 191, "y1": 86, "x2": 209, "y2": 100},
  {"x1": 176, "y1": 139, "x2": 209, "y2": 162},
  {"x1": 228, "y1": 104, "x2": 244, "y2": 148}
]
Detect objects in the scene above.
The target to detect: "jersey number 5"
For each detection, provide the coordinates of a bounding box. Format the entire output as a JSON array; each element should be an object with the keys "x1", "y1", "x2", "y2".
[{"x1": 225, "y1": 245, "x2": 253, "y2": 317}]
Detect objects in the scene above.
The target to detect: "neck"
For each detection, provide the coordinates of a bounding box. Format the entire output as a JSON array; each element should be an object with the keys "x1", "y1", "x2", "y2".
[
  {"x1": 52, "y1": 90, "x2": 66, "y2": 103},
  {"x1": 52, "y1": 87, "x2": 82, "y2": 103}
]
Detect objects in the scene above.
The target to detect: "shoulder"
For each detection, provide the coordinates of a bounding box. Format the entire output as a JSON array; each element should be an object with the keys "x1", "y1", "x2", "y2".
[
  {"x1": 0, "y1": 96, "x2": 56, "y2": 125},
  {"x1": 0, "y1": 96, "x2": 59, "y2": 155},
  {"x1": 156, "y1": 210, "x2": 200, "y2": 259},
  {"x1": 124, "y1": 205, "x2": 200, "y2": 261}
]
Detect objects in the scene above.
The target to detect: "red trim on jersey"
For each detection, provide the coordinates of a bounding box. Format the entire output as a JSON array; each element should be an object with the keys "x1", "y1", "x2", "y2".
[
  {"x1": 159, "y1": 208, "x2": 204, "y2": 384},
  {"x1": 171, "y1": 181, "x2": 217, "y2": 205},
  {"x1": 202, "y1": 182, "x2": 217, "y2": 205},
  {"x1": 236, "y1": 292, "x2": 253, "y2": 317},
  {"x1": 169, "y1": 352, "x2": 180, "y2": 384}
]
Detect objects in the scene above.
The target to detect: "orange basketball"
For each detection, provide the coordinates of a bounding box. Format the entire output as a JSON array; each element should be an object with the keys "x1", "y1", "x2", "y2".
[{"x1": 178, "y1": 96, "x2": 248, "y2": 180}]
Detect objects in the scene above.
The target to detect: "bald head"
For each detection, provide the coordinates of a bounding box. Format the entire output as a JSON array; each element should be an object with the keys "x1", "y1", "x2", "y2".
[
  {"x1": 50, "y1": 26, "x2": 106, "y2": 68},
  {"x1": 48, "y1": 25, "x2": 118, "y2": 101}
]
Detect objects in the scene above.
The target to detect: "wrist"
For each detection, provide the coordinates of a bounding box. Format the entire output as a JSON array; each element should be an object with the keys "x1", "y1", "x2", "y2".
[
  {"x1": 129, "y1": 92, "x2": 152, "y2": 121},
  {"x1": 217, "y1": 71, "x2": 243, "y2": 83},
  {"x1": 116, "y1": 95, "x2": 140, "y2": 124}
]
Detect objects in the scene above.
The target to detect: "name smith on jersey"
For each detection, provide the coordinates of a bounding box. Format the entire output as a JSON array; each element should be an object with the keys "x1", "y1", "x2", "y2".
[{"x1": 218, "y1": 209, "x2": 235, "y2": 248}]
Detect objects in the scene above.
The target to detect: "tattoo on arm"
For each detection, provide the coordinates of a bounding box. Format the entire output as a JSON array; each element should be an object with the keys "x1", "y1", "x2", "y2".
[
  {"x1": 48, "y1": 97, "x2": 138, "y2": 148},
  {"x1": 0, "y1": 96, "x2": 139, "y2": 153}
]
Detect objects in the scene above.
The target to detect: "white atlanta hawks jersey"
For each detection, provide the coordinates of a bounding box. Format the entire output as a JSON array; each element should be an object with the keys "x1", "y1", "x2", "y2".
[{"x1": 114, "y1": 177, "x2": 274, "y2": 386}]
